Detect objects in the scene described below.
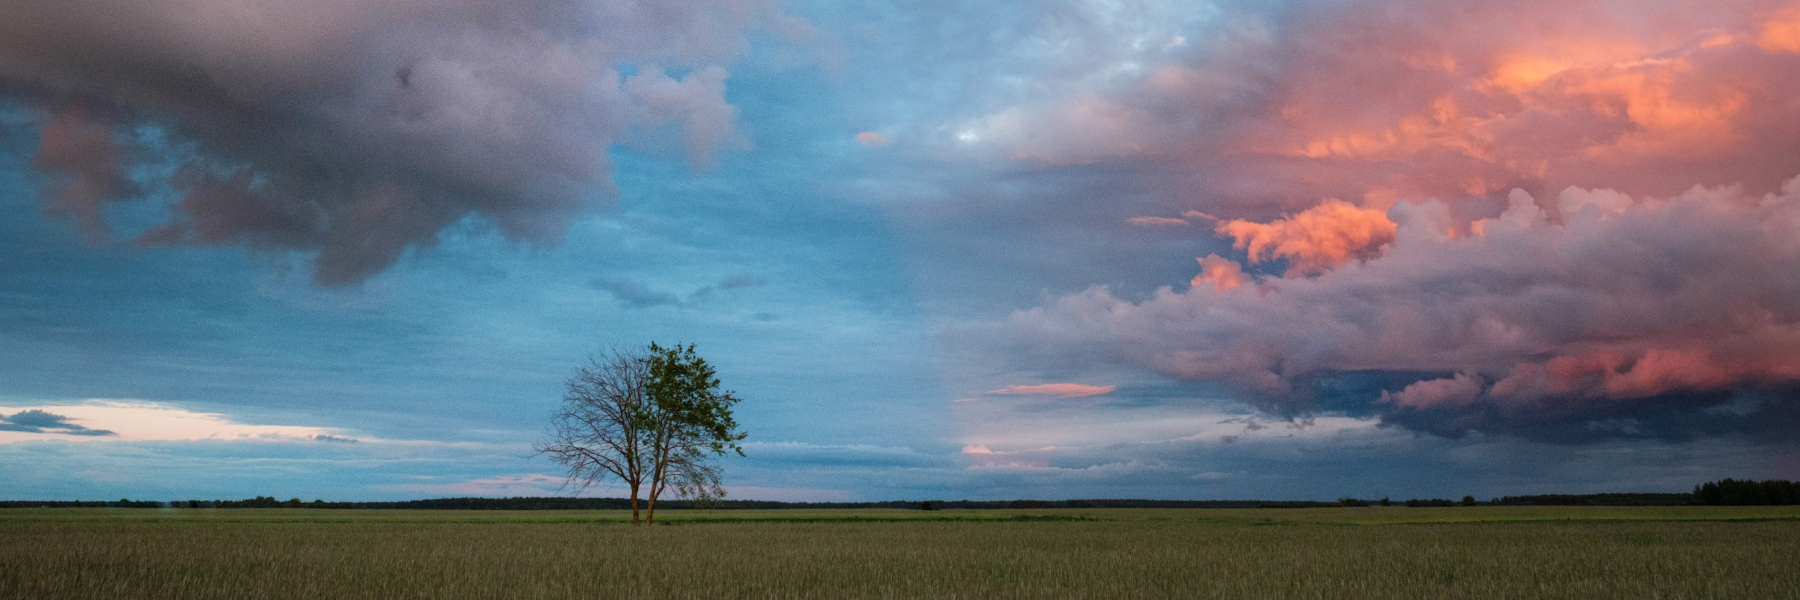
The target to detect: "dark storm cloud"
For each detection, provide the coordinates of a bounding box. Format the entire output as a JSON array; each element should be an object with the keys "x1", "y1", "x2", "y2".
[
  {"x1": 0, "y1": 0, "x2": 805, "y2": 285},
  {"x1": 0, "y1": 409, "x2": 115, "y2": 436}
]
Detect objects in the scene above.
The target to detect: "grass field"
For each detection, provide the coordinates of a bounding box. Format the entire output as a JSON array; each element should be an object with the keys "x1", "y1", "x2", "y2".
[{"x1": 2, "y1": 506, "x2": 1797, "y2": 599}]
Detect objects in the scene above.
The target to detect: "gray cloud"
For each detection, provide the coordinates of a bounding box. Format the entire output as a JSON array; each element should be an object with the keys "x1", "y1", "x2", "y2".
[
  {"x1": 591, "y1": 272, "x2": 766, "y2": 308},
  {"x1": 589, "y1": 277, "x2": 682, "y2": 309},
  {"x1": 1, "y1": 0, "x2": 797, "y2": 285},
  {"x1": 719, "y1": 273, "x2": 765, "y2": 289},
  {"x1": 0, "y1": 409, "x2": 115, "y2": 436},
  {"x1": 995, "y1": 181, "x2": 1800, "y2": 442}
]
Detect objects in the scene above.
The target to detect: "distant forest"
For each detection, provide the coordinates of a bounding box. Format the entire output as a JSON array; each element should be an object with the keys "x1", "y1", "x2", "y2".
[{"x1": 4, "y1": 478, "x2": 1794, "y2": 510}]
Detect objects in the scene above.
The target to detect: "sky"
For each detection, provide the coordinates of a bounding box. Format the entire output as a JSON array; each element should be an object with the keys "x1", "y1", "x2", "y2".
[{"x1": 3, "y1": 0, "x2": 1799, "y2": 502}]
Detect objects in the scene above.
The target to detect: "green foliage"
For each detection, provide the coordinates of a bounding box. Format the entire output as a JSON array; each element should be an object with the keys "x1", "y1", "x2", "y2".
[
  {"x1": 1381, "y1": 497, "x2": 1391, "y2": 507},
  {"x1": 644, "y1": 342, "x2": 747, "y2": 458},
  {"x1": 1462, "y1": 496, "x2": 1477, "y2": 507},
  {"x1": 639, "y1": 342, "x2": 747, "y2": 522}
]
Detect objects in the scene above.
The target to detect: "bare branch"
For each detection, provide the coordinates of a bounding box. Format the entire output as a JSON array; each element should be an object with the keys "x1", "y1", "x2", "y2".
[{"x1": 533, "y1": 347, "x2": 652, "y2": 524}]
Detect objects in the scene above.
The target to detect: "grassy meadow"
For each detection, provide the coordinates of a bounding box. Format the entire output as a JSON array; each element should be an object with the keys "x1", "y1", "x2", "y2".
[{"x1": 2, "y1": 506, "x2": 1797, "y2": 599}]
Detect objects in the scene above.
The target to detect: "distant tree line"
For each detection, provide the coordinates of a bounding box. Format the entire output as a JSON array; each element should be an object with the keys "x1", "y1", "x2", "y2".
[
  {"x1": 1492, "y1": 480, "x2": 1800, "y2": 507},
  {"x1": 6, "y1": 479, "x2": 1793, "y2": 509},
  {"x1": 1492, "y1": 493, "x2": 1696, "y2": 506},
  {"x1": 1403, "y1": 498, "x2": 1471, "y2": 507},
  {"x1": 1693, "y1": 479, "x2": 1800, "y2": 505},
  {"x1": 0, "y1": 499, "x2": 163, "y2": 508}
]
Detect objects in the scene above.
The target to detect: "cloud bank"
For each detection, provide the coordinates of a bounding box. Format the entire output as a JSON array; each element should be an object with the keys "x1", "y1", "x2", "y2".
[
  {"x1": 978, "y1": 0, "x2": 1800, "y2": 443},
  {"x1": 1, "y1": 0, "x2": 800, "y2": 284},
  {"x1": 1008, "y1": 179, "x2": 1800, "y2": 441},
  {"x1": 963, "y1": 0, "x2": 1800, "y2": 213}
]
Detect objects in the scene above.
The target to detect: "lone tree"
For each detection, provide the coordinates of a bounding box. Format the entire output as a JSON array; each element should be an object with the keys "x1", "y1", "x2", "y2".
[
  {"x1": 639, "y1": 342, "x2": 746, "y2": 522},
  {"x1": 536, "y1": 343, "x2": 745, "y2": 525}
]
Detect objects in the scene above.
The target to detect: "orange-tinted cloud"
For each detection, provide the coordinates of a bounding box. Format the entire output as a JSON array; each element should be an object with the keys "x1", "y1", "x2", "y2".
[
  {"x1": 1758, "y1": 6, "x2": 1800, "y2": 52},
  {"x1": 969, "y1": 0, "x2": 1800, "y2": 216},
  {"x1": 1191, "y1": 254, "x2": 1248, "y2": 291},
  {"x1": 1214, "y1": 200, "x2": 1397, "y2": 275},
  {"x1": 1006, "y1": 178, "x2": 1800, "y2": 439},
  {"x1": 986, "y1": 383, "x2": 1116, "y2": 398}
]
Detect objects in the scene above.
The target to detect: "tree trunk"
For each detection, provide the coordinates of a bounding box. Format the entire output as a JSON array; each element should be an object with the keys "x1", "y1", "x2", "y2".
[{"x1": 629, "y1": 481, "x2": 641, "y2": 525}]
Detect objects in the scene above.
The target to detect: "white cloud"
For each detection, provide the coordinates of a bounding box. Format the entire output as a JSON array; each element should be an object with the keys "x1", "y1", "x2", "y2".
[{"x1": 0, "y1": 400, "x2": 355, "y2": 444}]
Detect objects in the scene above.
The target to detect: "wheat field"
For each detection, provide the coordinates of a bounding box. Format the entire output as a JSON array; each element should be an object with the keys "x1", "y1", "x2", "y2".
[{"x1": 2, "y1": 507, "x2": 1796, "y2": 599}]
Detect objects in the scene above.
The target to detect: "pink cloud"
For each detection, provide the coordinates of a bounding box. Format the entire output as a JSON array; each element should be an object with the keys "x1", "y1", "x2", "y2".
[
  {"x1": 855, "y1": 131, "x2": 891, "y2": 145},
  {"x1": 1004, "y1": 177, "x2": 1800, "y2": 436},
  {"x1": 958, "y1": 0, "x2": 1800, "y2": 440},
  {"x1": 1126, "y1": 216, "x2": 1190, "y2": 226},
  {"x1": 1190, "y1": 254, "x2": 1248, "y2": 291},
  {"x1": 961, "y1": 444, "x2": 1057, "y2": 455},
  {"x1": 1381, "y1": 372, "x2": 1484, "y2": 409},
  {"x1": 986, "y1": 383, "x2": 1116, "y2": 398},
  {"x1": 966, "y1": 0, "x2": 1800, "y2": 215},
  {"x1": 1214, "y1": 200, "x2": 1397, "y2": 275}
]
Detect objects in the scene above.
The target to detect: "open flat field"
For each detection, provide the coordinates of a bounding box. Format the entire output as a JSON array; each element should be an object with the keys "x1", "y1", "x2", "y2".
[{"x1": 2, "y1": 506, "x2": 1797, "y2": 599}]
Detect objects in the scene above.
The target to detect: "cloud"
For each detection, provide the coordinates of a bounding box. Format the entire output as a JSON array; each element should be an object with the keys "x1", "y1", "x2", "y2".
[
  {"x1": 0, "y1": 409, "x2": 115, "y2": 436},
  {"x1": 1190, "y1": 254, "x2": 1248, "y2": 291},
  {"x1": 855, "y1": 131, "x2": 891, "y2": 146},
  {"x1": 597, "y1": 273, "x2": 761, "y2": 308},
  {"x1": 908, "y1": 0, "x2": 1800, "y2": 447},
  {"x1": 958, "y1": 0, "x2": 1800, "y2": 213},
  {"x1": 30, "y1": 107, "x2": 139, "y2": 243},
  {"x1": 1, "y1": 0, "x2": 802, "y2": 285},
  {"x1": 1001, "y1": 177, "x2": 1800, "y2": 441},
  {"x1": 985, "y1": 383, "x2": 1116, "y2": 398},
  {"x1": 589, "y1": 277, "x2": 682, "y2": 308},
  {"x1": 1126, "y1": 216, "x2": 1189, "y2": 227},
  {"x1": 1214, "y1": 200, "x2": 1397, "y2": 275},
  {"x1": 0, "y1": 401, "x2": 353, "y2": 444},
  {"x1": 718, "y1": 273, "x2": 765, "y2": 289}
]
